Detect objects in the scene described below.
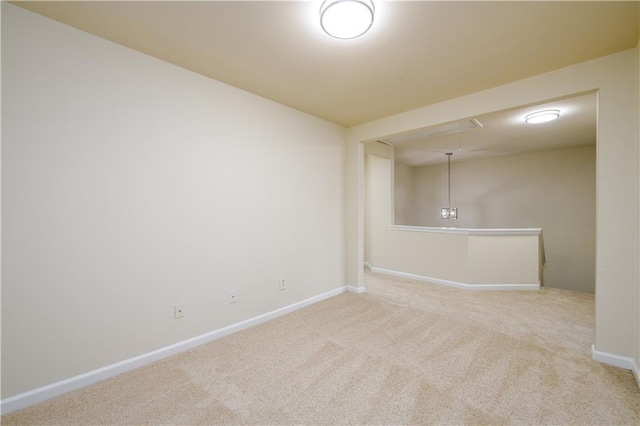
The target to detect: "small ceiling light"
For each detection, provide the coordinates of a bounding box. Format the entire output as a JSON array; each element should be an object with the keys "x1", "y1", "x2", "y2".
[
  {"x1": 525, "y1": 109, "x2": 560, "y2": 124},
  {"x1": 320, "y1": 0, "x2": 375, "y2": 39},
  {"x1": 441, "y1": 153, "x2": 458, "y2": 220}
]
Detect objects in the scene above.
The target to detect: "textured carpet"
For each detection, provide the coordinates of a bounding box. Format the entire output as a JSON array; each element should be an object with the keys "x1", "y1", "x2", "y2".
[{"x1": 3, "y1": 271, "x2": 639, "y2": 425}]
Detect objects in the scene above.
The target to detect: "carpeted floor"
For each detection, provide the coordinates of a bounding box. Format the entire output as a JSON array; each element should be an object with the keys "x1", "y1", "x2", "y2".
[{"x1": 3, "y1": 271, "x2": 639, "y2": 425}]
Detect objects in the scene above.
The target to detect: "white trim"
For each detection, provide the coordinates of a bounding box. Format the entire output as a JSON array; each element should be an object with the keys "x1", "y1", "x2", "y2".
[
  {"x1": 346, "y1": 285, "x2": 366, "y2": 294},
  {"x1": 0, "y1": 286, "x2": 347, "y2": 415},
  {"x1": 591, "y1": 345, "x2": 636, "y2": 370},
  {"x1": 363, "y1": 262, "x2": 372, "y2": 270},
  {"x1": 370, "y1": 267, "x2": 540, "y2": 291},
  {"x1": 389, "y1": 225, "x2": 542, "y2": 236},
  {"x1": 633, "y1": 359, "x2": 640, "y2": 389}
]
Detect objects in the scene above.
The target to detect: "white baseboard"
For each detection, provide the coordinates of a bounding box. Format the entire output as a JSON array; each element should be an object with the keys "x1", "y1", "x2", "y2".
[
  {"x1": 1, "y1": 286, "x2": 347, "y2": 415},
  {"x1": 363, "y1": 262, "x2": 372, "y2": 270},
  {"x1": 346, "y1": 285, "x2": 366, "y2": 294},
  {"x1": 591, "y1": 345, "x2": 636, "y2": 371},
  {"x1": 591, "y1": 348, "x2": 640, "y2": 390},
  {"x1": 370, "y1": 267, "x2": 540, "y2": 291}
]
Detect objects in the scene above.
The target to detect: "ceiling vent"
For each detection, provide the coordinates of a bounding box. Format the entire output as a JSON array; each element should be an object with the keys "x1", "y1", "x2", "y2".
[{"x1": 383, "y1": 119, "x2": 483, "y2": 145}]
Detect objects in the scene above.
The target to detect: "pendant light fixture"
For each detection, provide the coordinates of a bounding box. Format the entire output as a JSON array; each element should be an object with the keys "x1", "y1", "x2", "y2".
[
  {"x1": 441, "y1": 153, "x2": 458, "y2": 220},
  {"x1": 320, "y1": 0, "x2": 375, "y2": 39}
]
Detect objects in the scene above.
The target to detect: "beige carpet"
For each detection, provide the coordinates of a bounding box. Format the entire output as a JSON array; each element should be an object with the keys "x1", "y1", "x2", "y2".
[{"x1": 3, "y1": 271, "x2": 639, "y2": 425}]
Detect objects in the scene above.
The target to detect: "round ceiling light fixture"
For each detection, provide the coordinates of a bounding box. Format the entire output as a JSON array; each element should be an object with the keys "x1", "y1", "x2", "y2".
[
  {"x1": 320, "y1": 0, "x2": 375, "y2": 39},
  {"x1": 525, "y1": 109, "x2": 560, "y2": 124}
]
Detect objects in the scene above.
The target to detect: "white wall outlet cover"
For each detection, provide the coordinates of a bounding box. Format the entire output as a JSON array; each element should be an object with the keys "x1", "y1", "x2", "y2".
[
  {"x1": 279, "y1": 278, "x2": 286, "y2": 291},
  {"x1": 174, "y1": 304, "x2": 184, "y2": 319},
  {"x1": 229, "y1": 290, "x2": 238, "y2": 304}
]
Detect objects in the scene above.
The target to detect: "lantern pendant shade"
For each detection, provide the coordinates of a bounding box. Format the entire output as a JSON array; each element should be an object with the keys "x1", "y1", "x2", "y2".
[{"x1": 441, "y1": 207, "x2": 457, "y2": 220}]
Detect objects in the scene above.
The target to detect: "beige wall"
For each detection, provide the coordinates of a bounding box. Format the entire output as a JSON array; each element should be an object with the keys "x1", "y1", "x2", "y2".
[
  {"x1": 636, "y1": 22, "x2": 640, "y2": 381},
  {"x1": 367, "y1": 156, "x2": 540, "y2": 287},
  {"x1": 2, "y1": 4, "x2": 345, "y2": 398},
  {"x1": 363, "y1": 143, "x2": 393, "y2": 265},
  {"x1": 394, "y1": 161, "x2": 413, "y2": 226},
  {"x1": 409, "y1": 147, "x2": 596, "y2": 293},
  {"x1": 346, "y1": 49, "x2": 638, "y2": 361},
  {"x1": 368, "y1": 156, "x2": 470, "y2": 283}
]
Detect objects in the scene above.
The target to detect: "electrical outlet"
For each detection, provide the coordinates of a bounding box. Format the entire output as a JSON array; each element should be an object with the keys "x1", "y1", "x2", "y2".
[
  {"x1": 174, "y1": 303, "x2": 184, "y2": 319},
  {"x1": 279, "y1": 278, "x2": 287, "y2": 291},
  {"x1": 229, "y1": 290, "x2": 238, "y2": 304}
]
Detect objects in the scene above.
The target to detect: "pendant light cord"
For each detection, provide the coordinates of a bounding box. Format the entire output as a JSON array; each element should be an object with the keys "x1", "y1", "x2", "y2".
[{"x1": 446, "y1": 153, "x2": 452, "y2": 208}]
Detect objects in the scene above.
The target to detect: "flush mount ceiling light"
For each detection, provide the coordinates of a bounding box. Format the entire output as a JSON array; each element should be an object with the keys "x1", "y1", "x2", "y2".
[
  {"x1": 320, "y1": 0, "x2": 375, "y2": 39},
  {"x1": 525, "y1": 109, "x2": 560, "y2": 124}
]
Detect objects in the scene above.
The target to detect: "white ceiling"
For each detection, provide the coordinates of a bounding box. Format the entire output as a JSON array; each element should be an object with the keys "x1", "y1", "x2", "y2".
[
  {"x1": 12, "y1": 1, "x2": 639, "y2": 128},
  {"x1": 389, "y1": 92, "x2": 597, "y2": 167}
]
